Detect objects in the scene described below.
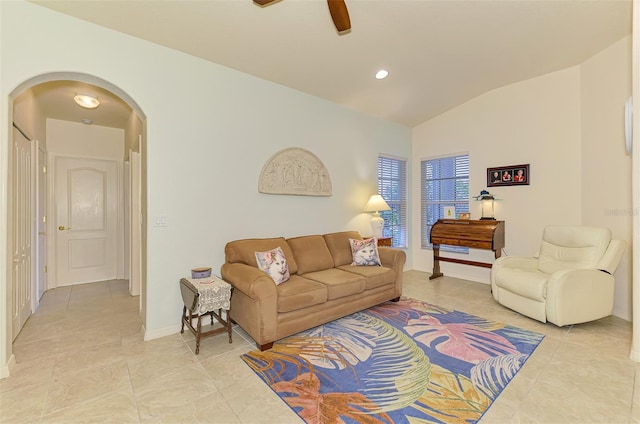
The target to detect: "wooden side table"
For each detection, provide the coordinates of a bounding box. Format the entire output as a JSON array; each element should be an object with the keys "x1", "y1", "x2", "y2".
[
  {"x1": 376, "y1": 236, "x2": 392, "y2": 247},
  {"x1": 366, "y1": 236, "x2": 392, "y2": 247},
  {"x1": 179, "y1": 276, "x2": 233, "y2": 354}
]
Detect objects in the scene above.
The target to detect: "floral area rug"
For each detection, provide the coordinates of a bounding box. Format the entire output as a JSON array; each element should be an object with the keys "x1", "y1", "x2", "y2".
[{"x1": 241, "y1": 297, "x2": 544, "y2": 423}]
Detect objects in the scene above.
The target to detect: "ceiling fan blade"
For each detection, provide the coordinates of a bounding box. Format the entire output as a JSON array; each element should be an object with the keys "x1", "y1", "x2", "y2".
[
  {"x1": 253, "y1": 0, "x2": 277, "y2": 6},
  {"x1": 327, "y1": 0, "x2": 351, "y2": 32}
]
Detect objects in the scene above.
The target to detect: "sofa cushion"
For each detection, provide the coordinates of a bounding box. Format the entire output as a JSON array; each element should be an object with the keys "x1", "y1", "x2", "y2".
[
  {"x1": 276, "y1": 275, "x2": 328, "y2": 313},
  {"x1": 338, "y1": 265, "x2": 396, "y2": 290},
  {"x1": 349, "y1": 237, "x2": 381, "y2": 266},
  {"x1": 324, "y1": 231, "x2": 363, "y2": 267},
  {"x1": 287, "y1": 235, "x2": 334, "y2": 274},
  {"x1": 225, "y1": 237, "x2": 298, "y2": 275},
  {"x1": 300, "y1": 268, "x2": 365, "y2": 300},
  {"x1": 255, "y1": 246, "x2": 290, "y2": 285}
]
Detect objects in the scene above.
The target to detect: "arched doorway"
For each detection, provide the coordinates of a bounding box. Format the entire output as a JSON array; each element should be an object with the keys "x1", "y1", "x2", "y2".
[{"x1": 6, "y1": 72, "x2": 147, "y2": 349}]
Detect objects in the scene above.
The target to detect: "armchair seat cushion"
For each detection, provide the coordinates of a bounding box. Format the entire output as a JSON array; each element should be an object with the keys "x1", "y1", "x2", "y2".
[{"x1": 495, "y1": 269, "x2": 549, "y2": 301}]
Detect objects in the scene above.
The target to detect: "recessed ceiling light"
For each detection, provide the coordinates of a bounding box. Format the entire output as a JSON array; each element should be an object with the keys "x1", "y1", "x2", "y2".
[
  {"x1": 74, "y1": 93, "x2": 100, "y2": 109},
  {"x1": 375, "y1": 69, "x2": 389, "y2": 80}
]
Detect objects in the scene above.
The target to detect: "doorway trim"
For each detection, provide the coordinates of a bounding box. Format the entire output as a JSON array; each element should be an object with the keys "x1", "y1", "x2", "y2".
[{"x1": 2, "y1": 71, "x2": 147, "y2": 378}]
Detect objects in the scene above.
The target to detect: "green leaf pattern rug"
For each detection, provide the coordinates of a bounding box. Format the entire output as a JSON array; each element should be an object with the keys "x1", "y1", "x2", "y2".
[{"x1": 242, "y1": 298, "x2": 544, "y2": 423}]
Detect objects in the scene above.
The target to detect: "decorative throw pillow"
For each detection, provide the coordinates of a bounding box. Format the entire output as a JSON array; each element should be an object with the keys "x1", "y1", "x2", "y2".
[
  {"x1": 255, "y1": 246, "x2": 290, "y2": 285},
  {"x1": 349, "y1": 238, "x2": 382, "y2": 266}
]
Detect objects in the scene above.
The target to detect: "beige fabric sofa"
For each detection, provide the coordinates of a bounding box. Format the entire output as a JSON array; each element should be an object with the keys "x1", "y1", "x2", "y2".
[
  {"x1": 221, "y1": 231, "x2": 406, "y2": 350},
  {"x1": 491, "y1": 225, "x2": 626, "y2": 326}
]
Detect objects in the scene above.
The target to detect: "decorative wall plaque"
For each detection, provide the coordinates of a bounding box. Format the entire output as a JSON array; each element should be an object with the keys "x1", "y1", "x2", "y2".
[{"x1": 258, "y1": 147, "x2": 332, "y2": 196}]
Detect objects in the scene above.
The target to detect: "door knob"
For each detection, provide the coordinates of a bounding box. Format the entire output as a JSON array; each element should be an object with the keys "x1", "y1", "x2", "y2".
[{"x1": 58, "y1": 226, "x2": 71, "y2": 231}]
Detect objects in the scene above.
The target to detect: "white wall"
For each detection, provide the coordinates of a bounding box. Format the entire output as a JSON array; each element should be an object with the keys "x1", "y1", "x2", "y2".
[
  {"x1": 47, "y1": 118, "x2": 125, "y2": 158},
  {"x1": 412, "y1": 37, "x2": 632, "y2": 321},
  {"x1": 580, "y1": 36, "x2": 633, "y2": 320},
  {"x1": 0, "y1": 0, "x2": 411, "y2": 371},
  {"x1": 413, "y1": 67, "x2": 582, "y2": 282}
]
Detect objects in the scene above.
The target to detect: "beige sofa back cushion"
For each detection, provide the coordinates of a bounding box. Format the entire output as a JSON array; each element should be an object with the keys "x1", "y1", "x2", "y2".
[
  {"x1": 287, "y1": 235, "x2": 334, "y2": 275},
  {"x1": 324, "y1": 231, "x2": 362, "y2": 267},
  {"x1": 537, "y1": 226, "x2": 611, "y2": 275},
  {"x1": 224, "y1": 237, "x2": 298, "y2": 275}
]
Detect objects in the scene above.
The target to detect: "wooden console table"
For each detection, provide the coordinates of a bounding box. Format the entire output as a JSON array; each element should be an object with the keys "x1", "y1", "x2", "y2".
[{"x1": 429, "y1": 219, "x2": 505, "y2": 279}]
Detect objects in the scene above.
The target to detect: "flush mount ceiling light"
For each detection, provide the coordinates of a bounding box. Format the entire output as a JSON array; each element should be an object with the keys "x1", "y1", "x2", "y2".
[
  {"x1": 375, "y1": 69, "x2": 389, "y2": 80},
  {"x1": 74, "y1": 93, "x2": 100, "y2": 109}
]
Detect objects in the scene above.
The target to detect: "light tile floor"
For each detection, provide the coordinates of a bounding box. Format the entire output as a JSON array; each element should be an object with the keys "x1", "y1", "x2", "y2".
[{"x1": 1, "y1": 271, "x2": 638, "y2": 423}]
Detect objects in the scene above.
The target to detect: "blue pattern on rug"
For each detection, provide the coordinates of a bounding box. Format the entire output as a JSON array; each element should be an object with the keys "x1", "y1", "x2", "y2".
[{"x1": 241, "y1": 297, "x2": 544, "y2": 423}]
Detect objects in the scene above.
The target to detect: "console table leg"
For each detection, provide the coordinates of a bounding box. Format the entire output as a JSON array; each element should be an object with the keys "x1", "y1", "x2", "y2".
[{"x1": 430, "y1": 246, "x2": 444, "y2": 279}]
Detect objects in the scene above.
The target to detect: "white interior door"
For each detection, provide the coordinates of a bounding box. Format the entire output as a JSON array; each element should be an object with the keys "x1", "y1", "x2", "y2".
[
  {"x1": 55, "y1": 156, "x2": 118, "y2": 286},
  {"x1": 12, "y1": 126, "x2": 33, "y2": 339},
  {"x1": 129, "y1": 151, "x2": 141, "y2": 296}
]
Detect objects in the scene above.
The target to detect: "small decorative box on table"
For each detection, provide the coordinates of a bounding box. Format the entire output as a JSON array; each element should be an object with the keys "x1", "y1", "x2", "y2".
[{"x1": 179, "y1": 276, "x2": 233, "y2": 354}]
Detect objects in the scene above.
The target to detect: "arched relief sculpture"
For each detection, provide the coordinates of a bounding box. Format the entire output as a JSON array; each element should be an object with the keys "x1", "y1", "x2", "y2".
[{"x1": 258, "y1": 148, "x2": 332, "y2": 196}]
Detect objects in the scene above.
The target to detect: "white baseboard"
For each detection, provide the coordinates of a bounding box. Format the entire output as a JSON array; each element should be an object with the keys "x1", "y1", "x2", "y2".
[
  {"x1": 613, "y1": 308, "x2": 631, "y2": 322},
  {"x1": 144, "y1": 324, "x2": 181, "y2": 341},
  {"x1": 0, "y1": 354, "x2": 16, "y2": 379}
]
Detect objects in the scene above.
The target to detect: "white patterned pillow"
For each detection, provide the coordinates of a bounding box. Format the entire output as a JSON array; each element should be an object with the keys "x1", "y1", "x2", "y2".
[
  {"x1": 349, "y1": 238, "x2": 382, "y2": 266},
  {"x1": 255, "y1": 246, "x2": 290, "y2": 284}
]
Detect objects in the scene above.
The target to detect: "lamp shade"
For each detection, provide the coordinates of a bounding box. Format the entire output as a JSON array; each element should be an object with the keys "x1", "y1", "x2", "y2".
[{"x1": 363, "y1": 195, "x2": 391, "y2": 213}]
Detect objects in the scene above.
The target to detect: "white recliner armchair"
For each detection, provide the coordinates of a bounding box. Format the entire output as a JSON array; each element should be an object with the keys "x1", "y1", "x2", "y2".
[{"x1": 491, "y1": 226, "x2": 626, "y2": 326}]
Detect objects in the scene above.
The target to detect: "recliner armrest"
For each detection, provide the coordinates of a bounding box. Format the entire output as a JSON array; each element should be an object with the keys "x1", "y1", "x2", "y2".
[
  {"x1": 545, "y1": 268, "x2": 614, "y2": 326},
  {"x1": 596, "y1": 239, "x2": 626, "y2": 275}
]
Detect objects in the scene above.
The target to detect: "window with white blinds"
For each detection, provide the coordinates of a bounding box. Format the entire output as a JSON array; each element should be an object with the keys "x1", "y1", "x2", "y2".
[
  {"x1": 421, "y1": 154, "x2": 469, "y2": 252},
  {"x1": 378, "y1": 155, "x2": 407, "y2": 248}
]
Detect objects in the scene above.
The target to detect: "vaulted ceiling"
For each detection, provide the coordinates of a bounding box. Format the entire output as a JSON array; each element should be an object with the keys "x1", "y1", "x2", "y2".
[{"x1": 30, "y1": 0, "x2": 632, "y2": 128}]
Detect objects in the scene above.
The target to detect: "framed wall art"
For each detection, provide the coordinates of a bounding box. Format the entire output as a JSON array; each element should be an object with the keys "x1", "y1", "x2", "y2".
[
  {"x1": 487, "y1": 164, "x2": 529, "y2": 187},
  {"x1": 443, "y1": 206, "x2": 456, "y2": 219}
]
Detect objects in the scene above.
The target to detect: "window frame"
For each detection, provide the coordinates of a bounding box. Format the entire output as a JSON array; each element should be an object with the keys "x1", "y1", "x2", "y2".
[{"x1": 420, "y1": 153, "x2": 470, "y2": 253}]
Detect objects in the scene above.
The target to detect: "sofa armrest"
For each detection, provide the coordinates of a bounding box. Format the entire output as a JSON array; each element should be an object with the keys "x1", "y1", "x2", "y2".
[
  {"x1": 545, "y1": 268, "x2": 614, "y2": 326},
  {"x1": 378, "y1": 247, "x2": 406, "y2": 272},
  {"x1": 221, "y1": 262, "x2": 279, "y2": 347},
  {"x1": 220, "y1": 262, "x2": 276, "y2": 300}
]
